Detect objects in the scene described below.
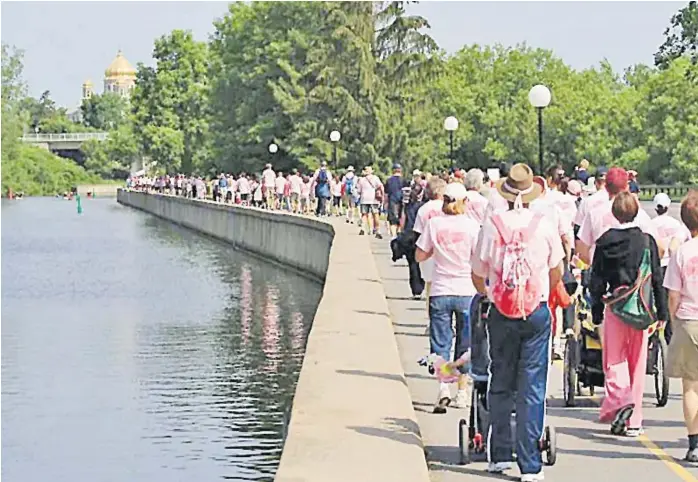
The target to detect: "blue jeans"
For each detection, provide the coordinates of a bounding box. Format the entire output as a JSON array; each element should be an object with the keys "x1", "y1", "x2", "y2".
[
  {"x1": 429, "y1": 295, "x2": 473, "y2": 374},
  {"x1": 487, "y1": 303, "x2": 550, "y2": 475}
]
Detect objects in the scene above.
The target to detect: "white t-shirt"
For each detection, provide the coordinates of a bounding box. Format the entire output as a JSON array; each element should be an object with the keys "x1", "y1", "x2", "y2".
[
  {"x1": 578, "y1": 198, "x2": 657, "y2": 260},
  {"x1": 357, "y1": 175, "x2": 383, "y2": 205},
  {"x1": 416, "y1": 215, "x2": 480, "y2": 297},
  {"x1": 275, "y1": 177, "x2": 286, "y2": 195},
  {"x1": 331, "y1": 179, "x2": 342, "y2": 197},
  {"x1": 574, "y1": 188, "x2": 608, "y2": 226},
  {"x1": 289, "y1": 175, "x2": 302, "y2": 194},
  {"x1": 262, "y1": 168, "x2": 276, "y2": 188},
  {"x1": 651, "y1": 214, "x2": 692, "y2": 267},
  {"x1": 531, "y1": 195, "x2": 570, "y2": 241},
  {"x1": 483, "y1": 188, "x2": 509, "y2": 222},
  {"x1": 472, "y1": 208, "x2": 565, "y2": 302},
  {"x1": 238, "y1": 178, "x2": 250, "y2": 195},
  {"x1": 664, "y1": 237, "x2": 698, "y2": 320}
]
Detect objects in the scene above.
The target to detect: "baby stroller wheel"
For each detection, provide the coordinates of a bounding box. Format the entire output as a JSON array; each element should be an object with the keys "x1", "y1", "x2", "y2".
[
  {"x1": 544, "y1": 426, "x2": 557, "y2": 466},
  {"x1": 563, "y1": 337, "x2": 577, "y2": 407},
  {"x1": 458, "y1": 419, "x2": 470, "y2": 465},
  {"x1": 654, "y1": 334, "x2": 669, "y2": 407}
]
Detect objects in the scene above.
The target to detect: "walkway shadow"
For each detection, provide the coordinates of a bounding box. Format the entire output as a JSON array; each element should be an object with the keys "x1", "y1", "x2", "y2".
[
  {"x1": 336, "y1": 369, "x2": 406, "y2": 386},
  {"x1": 429, "y1": 461, "x2": 518, "y2": 481},
  {"x1": 394, "y1": 331, "x2": 428, "y2": 338},
  {"x1": 557, "y1": 446, "x2": 666, "y2": 461},
  {"x1": 354, "y1": 309, "x2": 390, "y2": 317},
  {"x1": 349, "y1": 417, "x2": 423, "y2": 448},
  {"x1": 358, "y1": 277, "x2": 382, "y2": 284},
  {"x1": 405, "y1": 372, "x2": 433, "y2": 382},
  {"x1": 386, "y1": 296, "x2": 421, "y2": 301},
  {"x1": 393, "y1": 322, "x2": 425, "y2": 329}
]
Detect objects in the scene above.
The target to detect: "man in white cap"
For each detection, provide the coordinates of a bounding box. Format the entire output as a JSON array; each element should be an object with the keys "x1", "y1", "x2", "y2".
[
  {"x1": 357, "y1": 166, "x2": 384, "y2": 238},
  {"x1": 342, "y1": 166, "x2": 357, "y2": 223},
  {"x1": 471, "y1": 163, "x2": 564, "y2": 481},
  {"x1": 651, "y1": 192, "x2": 692, "y2": 342}
]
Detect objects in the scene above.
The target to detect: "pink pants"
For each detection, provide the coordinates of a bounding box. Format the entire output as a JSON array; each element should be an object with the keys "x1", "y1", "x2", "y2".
[{"x1": 599, "y1": 308, "x2": 648, "y2": 429}]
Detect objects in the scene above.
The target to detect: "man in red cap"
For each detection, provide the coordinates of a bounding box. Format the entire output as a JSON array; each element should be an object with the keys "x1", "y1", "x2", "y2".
[{"x1": 577, "y1": 167, "x2": 663, "y2": 264}]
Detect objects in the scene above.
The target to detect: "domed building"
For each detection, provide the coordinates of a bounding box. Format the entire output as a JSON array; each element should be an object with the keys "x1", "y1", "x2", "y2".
[{"x1": 80, "y1": 50, "x2": 136, "y2": 102}]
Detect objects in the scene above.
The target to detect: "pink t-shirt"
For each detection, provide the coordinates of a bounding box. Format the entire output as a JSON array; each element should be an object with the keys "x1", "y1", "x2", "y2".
[
  {"x1": 554, "y1": 192, "x2": 578, "y2": 231},
  {"x1": 357, "y1": 175, "x2": 383, "y2": 204},
  {"x1": 237, "y1": 177, "x2": 250, "y2": 195},
  {"x1": 465, "y1": 190, "x2": 488, "y2": 225},
  {"x1": 416, "y1": 215, "x2": 481, "y2": 297},
  {"x1": 578, "y1": 198, "x2": 657, "y2": 260},
  {"x1": 483, "y1": 188, "x2": 509, "y2": 222},
  {"x1": 289, "y1": 175, "x2": 302, "y2": 194},
  {"x1": 413, "y1": 199, "x2": 444, "y2": 234},
  {"x1": 574, "y1": 188, "x2": 608, "y2": 226},
  {"x1": 262, "y1": 168, "x2": 276, "y2": 188},
  {"x1": 651, "y1": 214, "x2": 692, "y2": 267},
  {"x1": 472, "y1": 208, "x2": 565, "y2": 302},
  {"x1": 301, "y1": 181, "x2": 311, "y2": 199},
  {"x1": 531, "y1": 195, "x2": 569, "y2": 240},
  {"x1": 663, "y1": 237, "x2": 698, "y2": 320}
]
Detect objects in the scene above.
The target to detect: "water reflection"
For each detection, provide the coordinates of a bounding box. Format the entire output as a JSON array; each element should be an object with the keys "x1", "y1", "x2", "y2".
[{"x1": 2, "y1": 198, "x2": 322, "y2": 482}]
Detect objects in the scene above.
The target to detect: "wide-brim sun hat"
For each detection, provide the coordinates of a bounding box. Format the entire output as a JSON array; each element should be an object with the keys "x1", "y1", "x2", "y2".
[
  {"x1": 413, "y1": 169, "x2": 422, "y2": 176},
  {"x1": 496, "y1": 163, "x2": 542, "y2": 204},
  {"x1": 347, "y1": 165, "x2": 355, "y2": 171}
]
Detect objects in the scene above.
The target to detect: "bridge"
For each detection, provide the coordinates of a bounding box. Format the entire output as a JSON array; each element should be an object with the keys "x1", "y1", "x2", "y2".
[
  {"x1": 116, "y1": 190, "x2": 698, "y2": 482},
  {"x1": 20, "y1": 132, "x2": 109, "y2": 150}
]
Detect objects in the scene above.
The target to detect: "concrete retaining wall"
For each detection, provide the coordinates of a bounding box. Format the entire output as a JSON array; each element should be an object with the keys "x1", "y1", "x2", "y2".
[
  {"x1": 116, "y1": 190, "x2": 429, "y2": 482},
  {"x1": 117, "y1": 189, "x2": 334, "y2": 281},
  {"x1": 79, "y1": 184, "x2": 120, "y2": 197}
]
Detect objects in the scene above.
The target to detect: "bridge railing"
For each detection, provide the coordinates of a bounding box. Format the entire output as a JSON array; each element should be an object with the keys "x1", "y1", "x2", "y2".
[
  {"x1": 20, "y1": 132, "x2": 109, "y2": 142},
  {"x1": 638, "y1": 184, "x2": 698, "y2": 201}
]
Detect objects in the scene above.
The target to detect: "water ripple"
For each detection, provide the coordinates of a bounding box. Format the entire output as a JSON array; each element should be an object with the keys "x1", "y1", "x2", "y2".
[{"x1": 1, "y1": 198, "x2": 322, "y2": 482}]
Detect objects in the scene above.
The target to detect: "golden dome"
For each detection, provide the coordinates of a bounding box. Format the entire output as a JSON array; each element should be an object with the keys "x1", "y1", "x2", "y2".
[
  {"x1": 104, "y1": 50, "x2": 136, "y2": 78},
  {"x1": 82, "y1": 79, "x2": 93, "y2": 86}
]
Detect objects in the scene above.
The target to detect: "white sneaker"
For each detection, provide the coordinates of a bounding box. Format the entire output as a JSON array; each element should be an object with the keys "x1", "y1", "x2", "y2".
[
  {"x1": 452, "y1": 389, "x2": 469, "y2": 409},
  {"x1": 521, "y1": 471, "x2": 544, "y2": 481},
  {"x1": 487, "y1": 461, "x2": 512, "y2": 473},
  {"x1": 552, "y1": 338, "x2": 563, "y2": 360},
  {"x1": 433, "y1": 386, "x2": 451, "y2": 414}
]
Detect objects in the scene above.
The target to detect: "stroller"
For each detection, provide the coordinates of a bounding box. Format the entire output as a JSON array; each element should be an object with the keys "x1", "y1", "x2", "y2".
[
  {"x1": 563, "y1": 269, "x2": 669, "y2": 407},
  {"x1": 457, "y1": 294, "x2": 557, "y2": 466}
]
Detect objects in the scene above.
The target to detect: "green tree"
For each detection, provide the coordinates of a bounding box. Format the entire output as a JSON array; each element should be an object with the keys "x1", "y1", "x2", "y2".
[
  {"x1": 131, "y1": 30, "x2": 210, "y2": 174},
  {"x1": 655, "y1": 1, "x2": 698, "y2": 69},
  {"x1": 82, "y1": 124, "x2": 138, "y2": 179},
  {"x1": 81, "y1": 92, "x2": 128, "y2": 131}
]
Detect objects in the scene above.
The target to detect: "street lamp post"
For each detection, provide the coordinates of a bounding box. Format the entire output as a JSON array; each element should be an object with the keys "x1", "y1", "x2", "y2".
[
  {"x1": 528, "y1": 84, "x2": 551, "y2": 175},
  {"x1": 329, "y1": 130, "x2": 341, "y2": 170},
  {"x1": 443, "y1": 116, "x2": 459, "y2": 170}
]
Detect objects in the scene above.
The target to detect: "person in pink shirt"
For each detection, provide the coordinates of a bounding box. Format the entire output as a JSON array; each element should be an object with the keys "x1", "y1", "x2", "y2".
[
  {"x1": 414, "y1": 177, "x2": 447, "y2": 310},
  {"x1": 574, "y1": 167, "x2": 609, "y2": 230},
  {"x1": 471, "y1": 163, "x2": 564, "y2": 480},
  {"x1": 415, "y1": 182, "x2": 481, "y2": 414},
  {"x1": 463, "y1": 168, "x2": 488, "y2": 225},
  {"x1": 589, "y1": 192, "x2": 668, "y2": 438},
  {"x1": 664, "y1": 191, "x2": 698, "y2": 464},
  {"x1": 274, "y1": 171, "x2": 286, "y2": 210},
  {"x1": 577, "y1": 167, "x2": 662, "y2": 265}
]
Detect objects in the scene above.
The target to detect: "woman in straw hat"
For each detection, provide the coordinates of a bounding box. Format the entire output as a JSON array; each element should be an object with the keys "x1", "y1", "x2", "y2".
[{"x1": 472, "y1": 163, "x2": 565, "y2": 482}]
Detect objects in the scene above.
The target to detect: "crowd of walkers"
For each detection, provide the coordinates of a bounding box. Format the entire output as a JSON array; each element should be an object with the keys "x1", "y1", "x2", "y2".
[
  {"x1": 391, "y1": 160, "x2": 698, "y2": 481},
  {"x1": 128, "y1": 158, "x2": 698, "y2": 479}
]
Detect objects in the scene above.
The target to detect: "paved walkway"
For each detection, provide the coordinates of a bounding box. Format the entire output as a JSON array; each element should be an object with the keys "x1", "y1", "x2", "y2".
[{"x1": 370, "y1": 227, "x2": 698, "y2": 482}]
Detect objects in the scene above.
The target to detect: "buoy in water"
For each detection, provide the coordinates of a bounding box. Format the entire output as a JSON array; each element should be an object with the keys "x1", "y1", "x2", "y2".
[{"x1": 76, "y1": 194, "x2": 83, "y2": 214}]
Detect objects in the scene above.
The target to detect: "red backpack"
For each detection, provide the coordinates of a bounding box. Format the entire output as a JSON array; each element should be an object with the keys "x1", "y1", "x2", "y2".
[{"x1": 490, "y1": 212, "x2": 544, "y2": 319}]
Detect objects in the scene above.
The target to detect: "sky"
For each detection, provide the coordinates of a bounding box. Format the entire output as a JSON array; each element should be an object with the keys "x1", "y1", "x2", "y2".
[{"x1": 0, "y1": 1, "x2": 686, "y2": 109}]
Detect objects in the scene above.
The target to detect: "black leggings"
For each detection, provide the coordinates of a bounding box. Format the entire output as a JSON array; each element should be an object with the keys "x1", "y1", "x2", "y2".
[{"x1": 662, "y1": 265, "x2": 673, "y2": 344}]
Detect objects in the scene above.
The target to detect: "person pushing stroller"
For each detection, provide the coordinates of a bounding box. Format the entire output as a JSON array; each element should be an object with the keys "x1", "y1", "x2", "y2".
[{"x1": 471, "y1": 163, "x2": 565, "y2": 482}]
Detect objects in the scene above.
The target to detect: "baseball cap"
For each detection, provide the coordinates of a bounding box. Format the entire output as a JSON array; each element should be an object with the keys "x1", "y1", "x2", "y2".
[
  {"x1": 444, "y1": 182, "x2": 467, "y2": 201},
  {"x1": 567, "y1": 180, "x2": 582, "y2": 196},
  {"x1": 654, "y1": 193, "x2": 671, "y2": 208},
  {"x1": 392, "y1": 162, "x2": 402, "y2": 170},
  {"x1": 596, "y1": 166, "x2": 609, "y2": 178},
  {"x1": 347, "y1": 165, "x2": 355, "y2": 172},
  {"x1": 606, "y1": 167, "x2": 629, "y2": 195}
]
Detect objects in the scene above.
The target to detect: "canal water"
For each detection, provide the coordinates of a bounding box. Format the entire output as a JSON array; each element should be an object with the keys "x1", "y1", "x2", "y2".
[{"x1": 1, "y1": 197, "x2": 322, "y2": 482}]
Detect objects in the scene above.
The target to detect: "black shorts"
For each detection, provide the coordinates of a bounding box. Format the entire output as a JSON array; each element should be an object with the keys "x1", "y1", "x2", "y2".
[
  {"x1": 333, "y1": 196, "x2": 341, "y2": 207},
  {"x1": 387, "y1": 200, "x2": 402, "y2": 225}
]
